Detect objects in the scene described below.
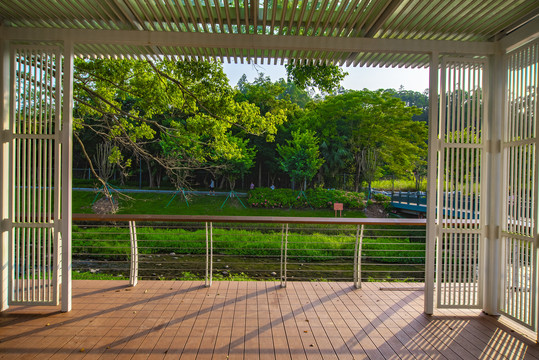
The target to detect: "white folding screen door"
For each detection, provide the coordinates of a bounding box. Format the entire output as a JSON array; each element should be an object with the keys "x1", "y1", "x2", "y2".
[
  {"x1": 500, "y1": 39, "x2": 538, "y2": 332},
  {"x1": 435, "y1": 57, "x2": 487, "y2": 309},
  {"x1": 8, "y1": 45, "x2": 62, "y2": 305}
]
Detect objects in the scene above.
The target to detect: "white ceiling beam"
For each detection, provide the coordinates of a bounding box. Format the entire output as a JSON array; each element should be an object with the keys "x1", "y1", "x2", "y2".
[
  {"x1": 499, "y1": 15, "x2": 539, "y2": 53},
  {"x1": 0, "y1": 26, "x2": 497, "y2": 56}
]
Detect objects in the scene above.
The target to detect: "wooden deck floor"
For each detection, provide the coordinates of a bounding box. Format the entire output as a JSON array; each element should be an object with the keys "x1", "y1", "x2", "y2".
[{"x1": 1, "y1": 280, "x2": 538, "y2": 359}]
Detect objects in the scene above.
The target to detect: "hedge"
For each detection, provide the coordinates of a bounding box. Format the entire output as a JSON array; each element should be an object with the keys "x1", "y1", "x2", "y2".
[{"x1": 247, "y1": 187, "x2": 365, "y2": 210}]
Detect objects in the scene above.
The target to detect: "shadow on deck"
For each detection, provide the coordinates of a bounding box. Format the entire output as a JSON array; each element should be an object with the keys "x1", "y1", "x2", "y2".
[{"x1": 1, "y1": 280, "x2": 537, "y2": 359}]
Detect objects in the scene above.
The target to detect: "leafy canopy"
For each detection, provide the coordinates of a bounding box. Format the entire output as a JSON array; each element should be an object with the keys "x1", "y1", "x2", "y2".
[
  {"x1": 285, "y1": 63, "x2": 348, "y2": 94},
  {"x1": 299, "y1": 90, "x2": 426, "y2": 190},
  {"x1": 277, "y1": 129, "x2": 324, "y2": 189},
  {"x1": 73, "y1": 59, "x2": 287, "y2": 189}
]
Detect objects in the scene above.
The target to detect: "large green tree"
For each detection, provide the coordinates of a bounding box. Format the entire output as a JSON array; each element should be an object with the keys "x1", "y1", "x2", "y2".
[
  {"x1": 235, "y1": 73, "x2": 309, "y2": 187},
  {"x1": 73, "y1": 59, "x2": 286, "y2": 193},
  {"x1": 300, "y1": 90, "x2": 426, "y2": 191}
]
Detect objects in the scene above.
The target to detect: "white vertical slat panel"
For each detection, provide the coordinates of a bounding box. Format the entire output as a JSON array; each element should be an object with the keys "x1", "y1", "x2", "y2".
[
  {"x1": 436, "y1": 57, "x2": 487, "y2": 308},
  {"x1": 1, "y1": 39, "x2": 11, "y2": 311},
  {"x1": 9, "y1": 45, "x2": 61, "y2": 306},
  {"x1": 60, "y1": 40, "x2": 73, "y2": 312},
  {"x1": 424, "y1": 51, "x2": 438, "y2": 315},
  {"x1": 500, "y1": 38, "x2": 538, "y2": 332}
]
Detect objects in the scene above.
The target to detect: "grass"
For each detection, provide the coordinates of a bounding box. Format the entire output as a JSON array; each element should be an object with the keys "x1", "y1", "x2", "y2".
[
  {"x1": 72, "y1": 270, "x2": 268, "y2": 281},
  {"x1": 72, "y1": 185, "x2": 424, "y2": 282},
  {"x1": 73, "y1": 225, "x2": 425, "y2": 264},
  {"x1": 73, "y1": 190, "x2": 368, "y2": 218},
  {"x1": 72, "y1": 271, "x2": 128, "y2": 280},
  {"x1": 371, "y1": 179, "x2": 427, "y2": 192}
]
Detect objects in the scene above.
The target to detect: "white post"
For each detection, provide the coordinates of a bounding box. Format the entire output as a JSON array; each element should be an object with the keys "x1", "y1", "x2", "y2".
[
  {"x1": 61, "y1": 40, "x2": 73, "y2": 313},
  {"x1": 483, "y1": 50, "x2": 503, "y2": 315},
  {"x1": 209, "y1": 222, "x2": 213, "y2": 286},
  {"x1": 280, "y1": 224, "x2": 288, "y2": 288},
  {"x1": 425, "y1": 51, "x2": 439, "y2": 315},
  {"x1": 205, "y1": 222, "x2": 213, "y2": 287},
  {"x1": 354, "y1": 225, "x2": 364, "y2": 289},
  {"x1": 129, "y1": 221, "x2": 138, "y2": 287},
  {"x1": 0, "y1": 39, "x2": 11, "y2": 311}
]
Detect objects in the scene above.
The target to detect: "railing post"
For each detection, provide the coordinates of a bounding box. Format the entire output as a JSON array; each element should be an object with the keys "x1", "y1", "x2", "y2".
[
  {"x1": 280, "y1": 224, "x2": 288, "y2": 288},
  {"x1": 205, "y1": 222, "x2": 213, "y2": 287},
  {"x1": 128, "y1": 221, "x2": 138, "y2": 287},
  {"x1": 354, "y1": 225, "x2": 364, "y2": 289}
]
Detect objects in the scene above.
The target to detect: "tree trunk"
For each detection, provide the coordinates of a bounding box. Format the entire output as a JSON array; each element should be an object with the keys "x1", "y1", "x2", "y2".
[
  {"x1": 258, "y1": 162, "x2": 262, "y2": 188},
  {"x1": 354, "y1": 151, "x2": 363, "y2": 192},
  {"x1": 146, "y1": 159, "x2": 154, "y2": 188},
  {"x1": 354, "y1": 164, "x2": 361, "y2": 193},
  {"x1": 219, "y1": 177, "x2": 226, "y2": 189}
]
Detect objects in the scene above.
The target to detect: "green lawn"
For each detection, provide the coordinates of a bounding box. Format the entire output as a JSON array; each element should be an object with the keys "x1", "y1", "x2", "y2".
[{"x1": 73, "y1": 190, "x2": 367, "y2": 218}]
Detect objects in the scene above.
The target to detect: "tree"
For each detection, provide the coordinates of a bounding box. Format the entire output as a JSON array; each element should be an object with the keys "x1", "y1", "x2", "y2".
[
  {"x1": 319, "y1": 139, "x2": 350, "y2": 188},
  {"x1": 300, "y1": 90, "x2": 426, "y2": 191},
  {"x1": 73, "y1": 59, "x2": 286, "y2": 194},
  {"x1": 235, "y1": 73, "x2": 308, "y2": 187},
  {"x1": 277, "y1": 130, "x2": 324, "y2": 191},
  {"x1": 285, "y1": 63, "x2": 348, "y2": 94},
  {"x1": 388, "y1": 87, "x2": 429, "y2": 123},
  {"x1": 216, "y1": 136, "x2": 256, "y2": 191}
]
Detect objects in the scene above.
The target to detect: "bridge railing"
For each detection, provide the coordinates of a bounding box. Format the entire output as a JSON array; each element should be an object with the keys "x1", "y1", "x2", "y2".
[
  {"x1": 389, "y1": 191, "x2": 428, "y2": 206},
  {"x1": 72, "y1": 214, "x2": 426, "y2": 287},
  {"x1": 374, "y1": 190, "x2": 481, "y2": 217}
]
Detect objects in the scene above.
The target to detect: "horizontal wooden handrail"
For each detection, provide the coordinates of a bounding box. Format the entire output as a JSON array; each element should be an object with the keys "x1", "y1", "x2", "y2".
[{"x1": 72, "y1": 213, "x2": 427, "y2": 226}]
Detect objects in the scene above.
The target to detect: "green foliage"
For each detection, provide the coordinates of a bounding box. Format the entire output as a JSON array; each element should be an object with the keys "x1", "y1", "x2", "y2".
[
  {"x1": 216, "y1": 136, "x2": 257, "y2": 190},
  {"x1": 299, "y1": 89, "x2": 427, "y2": 191},
  {"x1": 72, "y1": 189, "x2": 368, "y2": 217},
  {"x1": 277, "y1": 129, "x2": 324, "y2": 189},
  {"x1": 285, "y1": 63, "x2": 348, "y2": 94},
  {"x1": 235, "y1": 74, "x2": 311, "y2": 188},
  {"x1": 371, "y1": 179, "x2": 427, "y2": 192},
  {"x1": 73, "y1": 59, "x2": 286, "y2": 189},
  {"x1": 72, "y1": 271, "x2": 128, "y2": 280},
  {"x1": 73, "y1": 226, "x2": 423, "y2": 264},
  {"x1": 372, "y1": 193, "x2": 392, "y2": 210},
  {"x1": 363, "y1": 238, "x2": 425, "y2": 264},
  {"x1": 248, "y1": 187, "x2": 365, "y2": 210},
  {"x1": 387, "y1": 87, "x2": 429, "y2": 123}
]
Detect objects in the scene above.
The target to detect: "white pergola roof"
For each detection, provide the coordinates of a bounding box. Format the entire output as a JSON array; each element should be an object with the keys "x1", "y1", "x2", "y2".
[{"x1": 1, "y1": 0, "x2": 538, "y2": 67}]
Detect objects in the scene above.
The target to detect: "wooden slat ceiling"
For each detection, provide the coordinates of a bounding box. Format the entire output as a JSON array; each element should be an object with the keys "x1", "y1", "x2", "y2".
[{"x1": 1, "y1": 0, "x2": 538, "y2": 67}]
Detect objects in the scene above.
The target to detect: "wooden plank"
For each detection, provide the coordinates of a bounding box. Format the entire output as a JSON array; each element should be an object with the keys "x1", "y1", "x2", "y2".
[{"x1": 1, "y1": 280, "x2": 537, "y2": 359}]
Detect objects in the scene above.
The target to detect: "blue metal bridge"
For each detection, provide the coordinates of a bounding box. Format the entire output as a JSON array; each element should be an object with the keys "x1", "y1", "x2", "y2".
[{"x1": 375, "y1": 190, "x2": 480, "y2": 219}]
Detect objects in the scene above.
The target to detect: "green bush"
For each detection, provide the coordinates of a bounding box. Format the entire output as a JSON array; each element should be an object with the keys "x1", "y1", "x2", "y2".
[
  {"x1": 372, "y1": 193, "x2": 392, "y2": 210},
  {"x1": 248, "y1": 187, "x2": 365, "y2": 210}
]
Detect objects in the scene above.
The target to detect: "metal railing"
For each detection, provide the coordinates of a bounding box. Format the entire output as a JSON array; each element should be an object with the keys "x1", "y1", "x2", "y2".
[{"x1": 72, "y1": 214, "x2": 426, "y2": 287}]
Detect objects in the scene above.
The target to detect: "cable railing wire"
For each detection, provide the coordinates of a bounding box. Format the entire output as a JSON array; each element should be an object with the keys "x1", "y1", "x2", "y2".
[{"x1": 72, "y1": 214, "x2": 426, "y2": 285}]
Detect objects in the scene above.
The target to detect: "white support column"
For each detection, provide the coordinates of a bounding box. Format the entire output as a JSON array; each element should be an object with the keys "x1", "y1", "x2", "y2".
[
  {"x1": 0, "y1": 40, "x2": 10, "y2": 311},
  {"x1": 483, "y1": 50, "x2": 504, "y2": 316},
  {"x1": 61, "y1": 40, "x2": 73, "y2": 313},
  {"x1": 424, "y1": 51, "x2": 439, "y2": 315}
]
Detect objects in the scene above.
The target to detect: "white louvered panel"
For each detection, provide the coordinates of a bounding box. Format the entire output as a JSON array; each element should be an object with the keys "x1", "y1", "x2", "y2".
[
  {"x1": 436, "y1": 57, "x2": 487, "y2": 309},
  {"x1": 501, "y1": 235, "x2": 536, "y2": 329},
  {"x1": 500, "y1": 38, "x2": 538, "y2": 332},
  {"x1": 9, "y1": 45, "x2": 61, "y2": 305}
]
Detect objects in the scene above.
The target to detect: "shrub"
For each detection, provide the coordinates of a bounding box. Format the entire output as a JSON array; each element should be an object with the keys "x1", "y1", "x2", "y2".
[
  {"x1": 372, "y1": 193, "x2": 392, "y2": 210},
  {"x1": 247, "y1": 187, "x2": 365, "y2": 210}
]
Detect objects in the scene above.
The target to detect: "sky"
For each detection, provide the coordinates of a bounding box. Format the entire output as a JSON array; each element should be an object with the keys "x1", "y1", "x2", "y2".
[{"x1": 222, "y1": 63, "x2": 430, "y2": 93}]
